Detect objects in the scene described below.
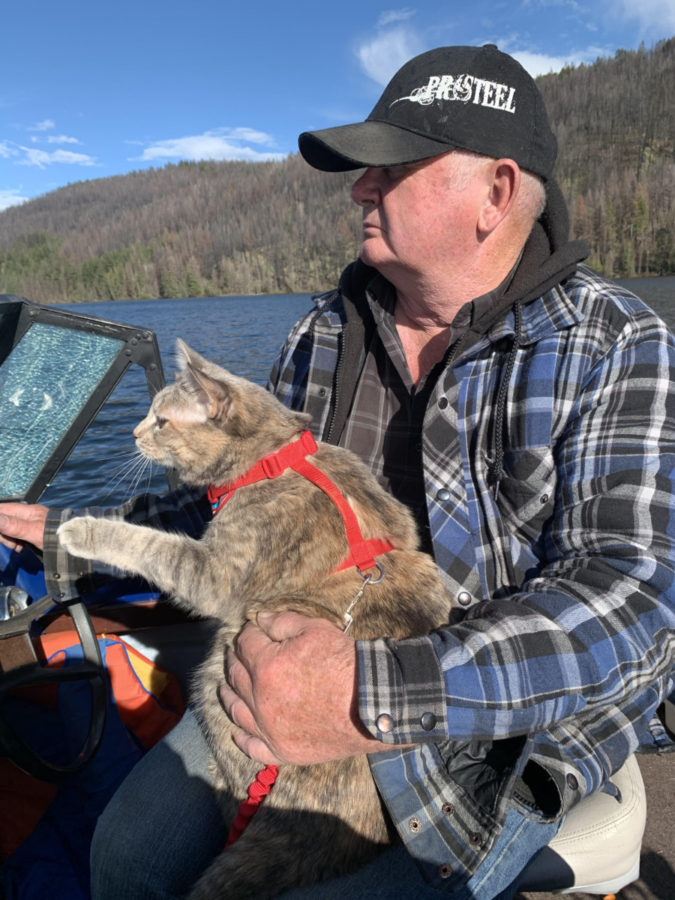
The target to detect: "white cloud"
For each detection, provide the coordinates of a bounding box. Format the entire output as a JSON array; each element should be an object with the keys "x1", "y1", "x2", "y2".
[
  {"x1": 221, "y1": 127, "x2": 277, "y2": 145},
  {"x1": 29, "y1": 119, "x2": 55, "y2": 132},
  {"x1": 498, "y1": 33, "x2": 609, "y2": 75},
  {"x1": 0, "y1": 141, "x2": 15, "y2": 159},
  {"x1": 377, "y1": 8, "x2": 415, "y2": 28},
  {"x1": 511, "y1": 49, "x2": 591, "y2": 76},
  {"x1": 46, "y1": 134, "x2": 81, "y2": 145},
  {"x1": 613, "y1": 0, "x2": 675, "y2": 36},
  {"x1": 134, "y1": 128, "x2": 285, "y2": 163},
  {"x1": 522, "y1": 0, "x2": 675, "y2": 39},
  {"x1": 18, "y1": 147, "x2": 98, "y2": 168},
  {"x1": 0, "y1": 189, "x2": 29, "y2": 212},
  {"x1": 28, "y1": 127, "x2": 81, "y2": 146},
  {"x1": 357, "y1": 26, "x2": 424, "y2": 85}
]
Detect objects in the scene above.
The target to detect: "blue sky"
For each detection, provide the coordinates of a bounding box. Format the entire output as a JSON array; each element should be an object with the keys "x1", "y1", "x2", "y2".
[{"x1": 1, "y1": 0, "x2": 673, "y2": 212}]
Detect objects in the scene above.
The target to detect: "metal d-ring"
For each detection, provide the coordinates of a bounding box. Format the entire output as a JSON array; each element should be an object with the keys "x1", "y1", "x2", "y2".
[
  {"x1": 356, "y1": 560, "x2": 386, "y2": 584},
  {"x1": 343, "y1": 562, "x2": 386, "y2": 633}
]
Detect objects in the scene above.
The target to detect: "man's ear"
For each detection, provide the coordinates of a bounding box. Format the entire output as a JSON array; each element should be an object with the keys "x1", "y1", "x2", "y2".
[{"x1": 478, "y1": 159, "x2": 521, "y2": 235}]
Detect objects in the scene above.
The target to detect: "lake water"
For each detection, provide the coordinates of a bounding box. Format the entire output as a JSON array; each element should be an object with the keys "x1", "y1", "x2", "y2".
[{"x1": 41, "y1": 276, "x2": 674, "y2": 509}]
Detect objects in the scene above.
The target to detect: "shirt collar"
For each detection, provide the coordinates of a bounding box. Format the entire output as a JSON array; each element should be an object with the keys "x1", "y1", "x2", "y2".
[{"x1": 363, "y1": 268, "x2": 517, "y2": 385}]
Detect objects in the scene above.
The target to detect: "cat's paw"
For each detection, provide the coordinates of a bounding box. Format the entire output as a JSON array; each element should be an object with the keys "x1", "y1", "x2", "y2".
[{"x1": 57, "y1": 516, "x2": 101, "y2": 559}]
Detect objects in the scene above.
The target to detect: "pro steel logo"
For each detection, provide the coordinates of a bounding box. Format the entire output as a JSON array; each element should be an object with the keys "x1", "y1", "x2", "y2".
[{"x1": 391, "y1": 74, "x2": 517, "y2": 114}]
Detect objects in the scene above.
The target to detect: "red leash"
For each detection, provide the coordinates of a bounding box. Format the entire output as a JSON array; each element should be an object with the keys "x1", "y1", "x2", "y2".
[
  {"x1": 210, "y1": 430, "x2": 394, "y2": 848},
  {"x1": 224, "y1": 764, "x2": 279, "y2": 847}
]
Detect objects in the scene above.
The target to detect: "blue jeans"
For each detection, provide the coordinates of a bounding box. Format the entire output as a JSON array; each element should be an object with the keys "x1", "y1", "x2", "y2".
[{"x1": 90, "y1": 709, "x2": 561, "y2": 899}]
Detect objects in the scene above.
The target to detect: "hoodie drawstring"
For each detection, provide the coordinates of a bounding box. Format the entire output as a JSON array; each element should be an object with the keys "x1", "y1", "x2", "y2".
[{"x1": 487, "y1": 301, "x2": 523, "y2": 498}]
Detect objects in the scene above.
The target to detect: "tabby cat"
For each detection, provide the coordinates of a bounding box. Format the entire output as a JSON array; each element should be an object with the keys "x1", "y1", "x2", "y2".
[{"x1": 58, "y1": 339, "x2": 452, "y2": 898}]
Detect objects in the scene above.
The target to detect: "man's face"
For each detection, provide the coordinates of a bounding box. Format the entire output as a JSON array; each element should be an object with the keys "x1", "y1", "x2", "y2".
[{"x1": 350, "y1": 152, "x2": 487, "y2": 284}]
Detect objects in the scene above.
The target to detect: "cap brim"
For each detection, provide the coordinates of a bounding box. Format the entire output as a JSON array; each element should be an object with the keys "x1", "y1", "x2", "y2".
[{"x1": 298, "y1": 121, "x2": 455, "y2": 172}]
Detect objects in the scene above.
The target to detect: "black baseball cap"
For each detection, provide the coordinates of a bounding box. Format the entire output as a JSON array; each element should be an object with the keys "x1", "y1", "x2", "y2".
[{"x1": 298, "y1": 44, "x2": 557, "y2": 180}]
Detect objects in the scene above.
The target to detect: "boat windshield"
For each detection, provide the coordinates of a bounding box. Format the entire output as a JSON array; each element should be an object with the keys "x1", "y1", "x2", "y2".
[{"x1": 0, "y1": 295, "x2": 168, "y2": 503}]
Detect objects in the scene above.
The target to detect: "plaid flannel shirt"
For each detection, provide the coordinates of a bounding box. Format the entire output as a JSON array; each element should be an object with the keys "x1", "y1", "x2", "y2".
[
  {"x1": 43, "y1": 263, "x2": 675, "y2": 892},
  {"x1": 268, "y1": 262, "x2": 675, "y2": 891}
]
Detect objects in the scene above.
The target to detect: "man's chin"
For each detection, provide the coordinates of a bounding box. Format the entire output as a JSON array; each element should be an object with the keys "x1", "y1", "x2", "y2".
[{"x1": 359, "y1": 241, "x2": 388, "y2": 271}]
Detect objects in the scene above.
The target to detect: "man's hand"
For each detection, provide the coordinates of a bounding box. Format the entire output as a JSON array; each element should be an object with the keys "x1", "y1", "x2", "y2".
[
  {"x1": 0, "y1": 503, "x2": 48, "y2": 552},
  {"x1": 219, "y1": 610, "x2": 381, "y2": 766}
]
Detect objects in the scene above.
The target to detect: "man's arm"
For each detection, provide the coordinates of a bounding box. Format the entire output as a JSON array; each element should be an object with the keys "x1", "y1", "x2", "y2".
[
  {"x1": 357, "y1": 301, "x2": 675, "y2": 751},
  {"x1": 0, "y1": 486, "x2": 211, "y2": 600}
]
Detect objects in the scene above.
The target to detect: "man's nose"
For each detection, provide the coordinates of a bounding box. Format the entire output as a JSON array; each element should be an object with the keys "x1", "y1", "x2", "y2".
[{"x1": 351, "y1": 168, "x2": 381, "y2": 207}]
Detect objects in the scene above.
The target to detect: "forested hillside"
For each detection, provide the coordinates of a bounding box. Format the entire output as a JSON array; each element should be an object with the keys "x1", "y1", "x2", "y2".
[
  {"x1": 537, "y1": 39, "x2": 674, "y2": 278},
  {"x1": 0, "y1": 158, "x2": 358, "y2": 301},
  {"x1": 0, "y1": 39, "x2": 672, "y2": 303}
]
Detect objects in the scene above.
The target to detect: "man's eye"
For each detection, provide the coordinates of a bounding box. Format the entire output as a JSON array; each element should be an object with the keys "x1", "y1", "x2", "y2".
[
  {"x1": 383, "y1": 162, "x2": 418, "y2": 182},
  {"x1": 383, "y1": 165, "x2": 406, "y2": 181}
]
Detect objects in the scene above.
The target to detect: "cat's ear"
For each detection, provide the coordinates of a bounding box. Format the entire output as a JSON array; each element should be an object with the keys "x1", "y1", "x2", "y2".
[
  {"x1": 176, "y1": 339, "x2": 206, "y2": 373},
  {"x1": 175, "y1": 339, "x2": 233, "y2": 421}
]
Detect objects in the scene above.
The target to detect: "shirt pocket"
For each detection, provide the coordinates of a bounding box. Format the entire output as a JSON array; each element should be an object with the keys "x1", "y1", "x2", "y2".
[{"x1": 495, "y1": 446, "x2": 556, "y2": 544}]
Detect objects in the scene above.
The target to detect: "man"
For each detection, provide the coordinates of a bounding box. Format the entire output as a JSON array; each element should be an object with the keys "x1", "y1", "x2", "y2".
[{"x1": 1, "y1": 45, "x2": 674, "y2": 899}]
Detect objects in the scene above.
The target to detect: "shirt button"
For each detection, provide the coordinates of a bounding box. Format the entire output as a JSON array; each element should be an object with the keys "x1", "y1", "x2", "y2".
[
  {"x1": 457, "y1": 590, "x2": 472, "y2": 607},
  {"x1": 567, "y1": 773, "x2": 579, "y2": 791},
  {"x1": 438, "y1": 396, "x2": 448, "y2": 409},
  {"x1": 408, "y1": 816, "x2": 421, "y2": 833},
  {"x1": 441, "y1": 802, "x2": 455, "y2": 816},
  {"x1": 436, "y1": 488, "x2": 451, "y2": 502},
  {"x1": 376, "y1": 714, "x2": 394, "y2": 734},
  {"x1": 438, "y1": 864, "x2": 453, "y2": 878},
  {"x1": 420, "y1": 712, "x2": 437, "y2": 731}
]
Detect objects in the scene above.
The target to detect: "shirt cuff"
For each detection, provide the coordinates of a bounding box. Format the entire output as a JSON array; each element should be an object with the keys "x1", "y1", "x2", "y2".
[
  {"x1": 356, "y1": 636, "x2": 447, "y2": 744},
  {"x1": 43, "y1": 507, "x2": 94, "y2": 600}
]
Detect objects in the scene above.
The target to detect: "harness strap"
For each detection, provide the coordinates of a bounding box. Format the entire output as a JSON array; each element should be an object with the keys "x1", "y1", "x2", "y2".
[
  {"x1": 290, "y1": 455, "x2": 392, "y2": 574},
  {"x1": 208, "y1": 430, "x2": 394, "y2": 575},
  {"x1": 334, "y1": 537, "x2": 395, "y2": 573},
  {"x1": 207, "y1": 430, "x2": 317, "y2": 516}
]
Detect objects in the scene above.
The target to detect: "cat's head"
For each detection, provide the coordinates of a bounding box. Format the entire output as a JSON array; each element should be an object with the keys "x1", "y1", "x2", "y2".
[{"x1": 133, "y1": 339, "x2": 312, "y2": 486}]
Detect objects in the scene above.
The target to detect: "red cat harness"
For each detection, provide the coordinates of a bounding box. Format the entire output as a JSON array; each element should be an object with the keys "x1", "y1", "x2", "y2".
[
  {"x1": 208, "y1": 430, "x2": 394, "y2": 848},
  {"x1": 207, "y1": 429, "x2": 394, "y2": 577}
]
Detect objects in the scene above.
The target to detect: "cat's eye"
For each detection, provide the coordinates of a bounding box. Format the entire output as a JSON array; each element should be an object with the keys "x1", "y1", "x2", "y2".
[{"x1": 154, "y1": 415, "x2": 168, "y2": 428}]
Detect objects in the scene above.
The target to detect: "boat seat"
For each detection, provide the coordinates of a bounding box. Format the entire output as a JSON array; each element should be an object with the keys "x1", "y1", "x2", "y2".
[{"x1": 518, "y1": 754, "x2": 646, "y2": 894}]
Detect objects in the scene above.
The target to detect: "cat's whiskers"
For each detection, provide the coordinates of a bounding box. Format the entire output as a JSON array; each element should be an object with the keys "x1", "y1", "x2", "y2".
[{"x1": 99, "y1": 448, "x2": 156, "y2": 501}]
